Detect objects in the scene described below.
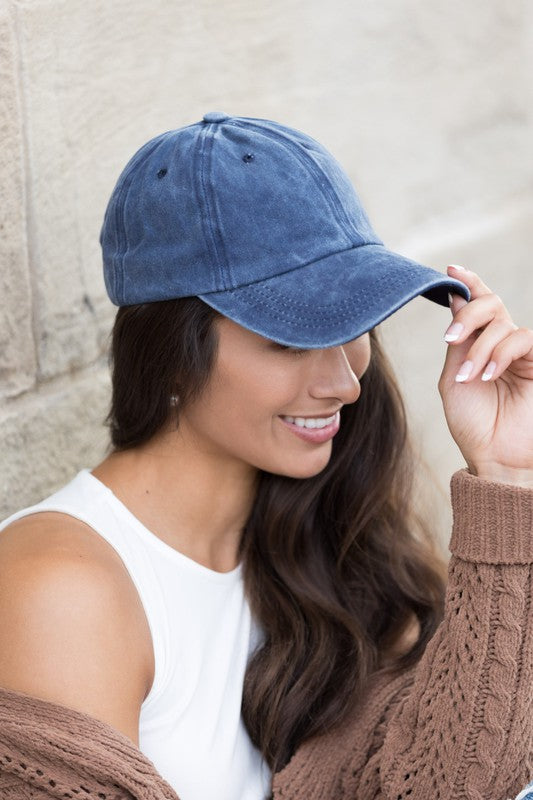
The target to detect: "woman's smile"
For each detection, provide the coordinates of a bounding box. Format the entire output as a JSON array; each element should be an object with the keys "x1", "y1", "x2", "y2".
[{"x1": 278, "y1": 410, "x2": 341, "y2": 443}]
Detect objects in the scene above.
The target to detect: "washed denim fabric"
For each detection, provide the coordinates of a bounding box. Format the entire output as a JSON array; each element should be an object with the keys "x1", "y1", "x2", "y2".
[
  {"x1": 101, "y1": 111, "x2": 470, "y2": 348},
  {"x1": 514, "y1": 780, "x2": 533, "y2": 800}
]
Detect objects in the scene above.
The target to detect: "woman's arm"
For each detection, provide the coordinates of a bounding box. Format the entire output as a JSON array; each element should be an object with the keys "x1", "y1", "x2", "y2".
[
  {"x1": 380, "y1": 265, "x2": 533, "y2": 798},
  {"x1": 379, "y1": 469, "x2": 533, "y2": 799},
  {"x1": 0, "y1": 512, "x2": 149, "y2": 745}
]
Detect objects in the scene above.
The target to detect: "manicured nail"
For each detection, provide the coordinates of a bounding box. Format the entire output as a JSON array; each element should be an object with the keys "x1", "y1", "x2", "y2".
[
  {"x1": 481, "y1": 361, "x2": 497, "y2": 381},
  {"x1": 444, "y1": 322, "x2": 464, "y2": 342},
  {"x1": 448, "y1": 264, "x2": 466, "y2": 271},
  {"x1": 455, "y1": 360, "x2": 473, "y2": 382}
]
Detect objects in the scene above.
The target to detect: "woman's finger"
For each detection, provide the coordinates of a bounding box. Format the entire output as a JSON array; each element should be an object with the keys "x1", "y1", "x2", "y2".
[
  {"x1": 446, "y1": 264, "x2": 494, "y2": 299},
  {"x1": 445, "y1": 317, "x2": 520, "y2": 383},
  {"x1": 444, "y1": 292, "x2": 514, "y2": 345},
  {"x1": 448, "y1": 292, "x2": 468, "y2": 315},
  {"x1": 474, "y1": 327, "x2": 533, "y2": 382}
]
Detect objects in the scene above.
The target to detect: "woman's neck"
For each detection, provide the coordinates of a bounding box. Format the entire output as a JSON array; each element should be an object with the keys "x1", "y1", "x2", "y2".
[{"x1": 91, "y1": 428, "x2": 258, "y2": 573}]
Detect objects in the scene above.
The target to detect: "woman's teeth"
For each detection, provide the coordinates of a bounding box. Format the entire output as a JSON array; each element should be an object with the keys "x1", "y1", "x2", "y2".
[{"x1": 281, "y1": 413, "x2": 337, "y2": 430}]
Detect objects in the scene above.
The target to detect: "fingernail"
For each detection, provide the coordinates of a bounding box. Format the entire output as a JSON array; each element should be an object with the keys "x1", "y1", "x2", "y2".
[
  {"x1": 481, "y1": 361, "x2": 497, "y2": 381},
  {"x1": 448, "y1": 292, "x2": 454, "y2": 308},
  {"x1": 448, "y1": 264, "x2": 466, "y2": 271},
  {"x1": 455, "y1": 360, "x2": 473, "y2": 382},
  {"x1": 444, "y1": 322, "x2": 464, "y2": 342}
]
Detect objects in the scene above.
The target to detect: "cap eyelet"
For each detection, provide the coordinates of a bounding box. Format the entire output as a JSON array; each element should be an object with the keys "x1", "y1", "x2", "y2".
[
  {"x1": 157, "y1": 168, "x2": 168, "y2": 179},
  {"x1": 242, "y1": 153, "x2": 255, "y2": 163}
]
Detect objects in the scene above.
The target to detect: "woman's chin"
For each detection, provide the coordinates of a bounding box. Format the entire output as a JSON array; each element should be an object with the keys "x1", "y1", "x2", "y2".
[{"x1": 269, "y1": 451, "x2": 332, "y2": 480}]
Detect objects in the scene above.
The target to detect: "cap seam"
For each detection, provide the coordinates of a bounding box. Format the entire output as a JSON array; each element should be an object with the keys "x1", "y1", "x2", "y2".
[
  {"x1": 197, "y1": 125, "x2": 230, "y2": 291},
  {"x1": 248, "y1": 272, "x2": 463, "y2": 313},
  {"x1": 230, "y1": 279, "x2": 406, "y2": 321},
  {"x1": 247, "y1": 272, "x2": 407, "y2": 314}
]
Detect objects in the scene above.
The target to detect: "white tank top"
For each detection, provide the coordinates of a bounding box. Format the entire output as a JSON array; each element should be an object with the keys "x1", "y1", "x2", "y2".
[{"x1": 0, "y1": 469, "x2": 272, "y2": 800}]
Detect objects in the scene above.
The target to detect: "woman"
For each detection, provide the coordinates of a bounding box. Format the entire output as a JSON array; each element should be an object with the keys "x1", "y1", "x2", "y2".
[{"x1": 0, "y1": 112, "x2": 531, "y2": 800}]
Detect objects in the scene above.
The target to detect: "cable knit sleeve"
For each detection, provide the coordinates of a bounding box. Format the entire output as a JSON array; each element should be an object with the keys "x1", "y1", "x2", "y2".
[
  {"x1": 379, "y1": 468, "x2": 533, "y2": 800},
  {"x1": 272, "y1": 469, "x2": 533, "y2": 800}
]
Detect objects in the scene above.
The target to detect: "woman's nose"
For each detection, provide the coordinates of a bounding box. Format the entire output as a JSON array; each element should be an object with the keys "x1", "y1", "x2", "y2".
[{"x1": 308, "y1": 346, "x2": 361, "y2": 405}]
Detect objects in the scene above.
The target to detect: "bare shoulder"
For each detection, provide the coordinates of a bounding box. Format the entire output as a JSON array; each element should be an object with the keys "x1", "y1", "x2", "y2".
[{"x1": 0, "y1": 511, "x2": 154, "y2": 746}]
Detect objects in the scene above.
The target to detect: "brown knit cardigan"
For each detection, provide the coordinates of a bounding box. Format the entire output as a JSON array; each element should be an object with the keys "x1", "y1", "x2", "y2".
[{"x1": 0, "y1": 469, "x2": 531, "y2": 800}]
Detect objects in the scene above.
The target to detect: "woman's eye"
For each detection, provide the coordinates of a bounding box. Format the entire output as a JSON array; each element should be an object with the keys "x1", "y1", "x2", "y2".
[{"x1": 275, "y1": 344, "x2": 307, "y2": 355}]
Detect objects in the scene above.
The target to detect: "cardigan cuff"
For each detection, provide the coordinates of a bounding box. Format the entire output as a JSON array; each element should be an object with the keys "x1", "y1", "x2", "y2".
[{"x1": 449, "y1": 468, "x2": 533, "y2": 564}]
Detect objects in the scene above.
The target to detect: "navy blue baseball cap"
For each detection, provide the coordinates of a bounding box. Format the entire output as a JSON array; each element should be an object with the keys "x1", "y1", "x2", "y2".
[{"x1": 100, "y1": 111, "x2": 470, "y2": 348}]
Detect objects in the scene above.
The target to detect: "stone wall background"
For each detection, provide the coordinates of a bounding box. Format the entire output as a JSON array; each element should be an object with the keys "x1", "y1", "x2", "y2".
[{"x1": 1, "y1": 0, "x2": 532, "y2": 545}]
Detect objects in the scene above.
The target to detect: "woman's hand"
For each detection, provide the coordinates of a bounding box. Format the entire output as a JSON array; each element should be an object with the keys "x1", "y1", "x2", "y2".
[{"x1": 438, "y1": 264, "x2": 533, "y2": 487}]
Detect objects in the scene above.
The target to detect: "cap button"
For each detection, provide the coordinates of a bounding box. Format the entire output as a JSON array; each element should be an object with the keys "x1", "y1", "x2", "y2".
[{"x1": 202, "y1": 111, "x2": 230, "y2": 123}]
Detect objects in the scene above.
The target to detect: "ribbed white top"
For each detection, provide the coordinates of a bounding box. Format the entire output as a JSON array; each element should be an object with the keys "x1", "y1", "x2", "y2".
[{"x1": 0, "y1": 470, "x2": 271, "y2": 799}]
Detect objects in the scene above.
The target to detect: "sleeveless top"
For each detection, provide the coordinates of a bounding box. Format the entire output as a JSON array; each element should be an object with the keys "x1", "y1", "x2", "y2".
[{"x1": 0, "y1": 470, "x2": 272, "y2": 800}]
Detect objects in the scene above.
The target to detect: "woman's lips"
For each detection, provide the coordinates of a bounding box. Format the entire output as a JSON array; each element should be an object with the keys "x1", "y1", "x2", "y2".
[{"x1": 278, "y1": 411, "x2": 341, "y2": 443}]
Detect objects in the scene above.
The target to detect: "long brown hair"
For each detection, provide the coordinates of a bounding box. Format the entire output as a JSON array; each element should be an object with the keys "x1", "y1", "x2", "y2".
[{"x1": 106, "y1": 297, "x2": 446, "y2": 773}]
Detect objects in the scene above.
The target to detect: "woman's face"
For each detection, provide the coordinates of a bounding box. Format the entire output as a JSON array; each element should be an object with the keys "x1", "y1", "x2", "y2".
[{"x1": 176, "y1": 317, "x2": 372, "y2": 479}]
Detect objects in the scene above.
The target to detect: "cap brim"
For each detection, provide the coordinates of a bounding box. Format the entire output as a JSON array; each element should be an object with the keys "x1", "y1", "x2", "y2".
[{"x1": 198, "y1": 243, "x2": 470, "y2": 348}]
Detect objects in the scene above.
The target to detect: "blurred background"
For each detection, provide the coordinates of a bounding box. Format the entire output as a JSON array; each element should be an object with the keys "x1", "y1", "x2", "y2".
[{"x1": 1, "y1": 0, "x2": 532, "y2": 545}]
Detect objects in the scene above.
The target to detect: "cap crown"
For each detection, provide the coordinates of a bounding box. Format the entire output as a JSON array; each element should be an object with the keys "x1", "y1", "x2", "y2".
[{"x1": 101, "y1": 114, "x2": 383, "y2": 306}]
